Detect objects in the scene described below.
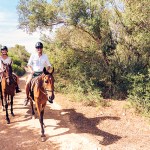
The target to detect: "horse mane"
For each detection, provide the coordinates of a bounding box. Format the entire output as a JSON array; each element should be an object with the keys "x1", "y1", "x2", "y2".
[
  {"x1": 8, "y1": 64, "x2": 13, "y2": 75},
  {"x1": 1, "y1": 60, "x2": 13, "y2": 75},
  {"x1": 37, "y1": 75, "x2": 44, "y2": 88}
]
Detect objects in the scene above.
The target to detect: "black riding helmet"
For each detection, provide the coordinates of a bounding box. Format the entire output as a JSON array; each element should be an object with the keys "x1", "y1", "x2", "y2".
[
  {"x1": 1, "y1": 46, "x2": 8, "y2": 51},
  {"x1": 35, "y1": 42, "x2": 43, "y2": 48}
]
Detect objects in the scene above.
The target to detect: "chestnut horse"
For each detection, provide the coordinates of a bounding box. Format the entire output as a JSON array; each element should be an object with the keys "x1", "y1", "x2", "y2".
[
  {"x1": 0, "y1": 61, "x2": 17, "y2": 124},
  {"x1": 29, "y1": 67, "x2": 55, "y2": 141}
]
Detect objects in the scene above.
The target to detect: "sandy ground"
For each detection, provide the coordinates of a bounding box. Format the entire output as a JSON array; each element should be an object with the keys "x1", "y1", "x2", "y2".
[{"x1": 0, "y1": 75, "x2": 150, "y2": 150}]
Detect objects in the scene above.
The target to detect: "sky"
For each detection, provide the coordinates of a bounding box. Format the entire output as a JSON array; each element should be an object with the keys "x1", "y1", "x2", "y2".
[{"x1": 0, "y1": 0, "x2": 51, "y2": 53}]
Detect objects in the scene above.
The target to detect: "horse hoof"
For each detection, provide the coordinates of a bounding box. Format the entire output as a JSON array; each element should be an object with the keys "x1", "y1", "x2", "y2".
[
  {"x1": 43, "y1": 123, "x2": 46, "y2": 128},
  {"x1": 11, "y1": 113, "x2": 15, "y2": 117},
  {"x1": 41, "y1": 136, "x2": 46, "y2": 142},
  {"x1": 7, "y1": 119, "x2": 10, "y2": 124},
  {"x1": 32, "y1": 115, "x2": 36, "y2": 119},
  {"x1": 2, "y1": 107, "x2": 5, "y2": 111}
]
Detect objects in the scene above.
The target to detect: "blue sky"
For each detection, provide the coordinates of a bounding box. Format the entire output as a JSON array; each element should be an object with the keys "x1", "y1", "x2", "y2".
[{"x1": 0, "y1": 0, "x2": 51, "y2": 53}]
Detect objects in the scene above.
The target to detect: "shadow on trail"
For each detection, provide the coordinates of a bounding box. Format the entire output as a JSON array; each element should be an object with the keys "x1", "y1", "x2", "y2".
[
  {"x1": 25, "y1": 101, "x2": 122, "y2": 146},
  {"x1": 60, "y1": 109, "x2": 122, "y2": 145}
]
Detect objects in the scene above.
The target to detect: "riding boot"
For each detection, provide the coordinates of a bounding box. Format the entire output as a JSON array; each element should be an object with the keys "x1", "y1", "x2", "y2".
[
  {"x1": 16, "y1": 85, "x2": 21, "y2": 93},
  {"x1": 24, "y1": 85, "x2": 30, "y2": 106}
]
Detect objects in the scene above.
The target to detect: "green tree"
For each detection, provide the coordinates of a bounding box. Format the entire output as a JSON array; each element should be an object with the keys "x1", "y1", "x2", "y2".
[
  {"x1": 17, "y1": 0, "x2": 116, "y2": 64},
  {"x1": 8, "y1": 44, "x2": 30, "y2": 75}
]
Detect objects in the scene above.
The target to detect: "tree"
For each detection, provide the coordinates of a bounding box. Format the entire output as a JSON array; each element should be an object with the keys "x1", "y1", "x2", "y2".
[
  {"x1": 8, "y1": 45, "x2": 30, "y2": 75},
  {"x1": 111, "y1": 0, "x2": 150, "y2": 58},
  {"x1": 17, "y1": 0, "x2": 116, "y2": 65}
]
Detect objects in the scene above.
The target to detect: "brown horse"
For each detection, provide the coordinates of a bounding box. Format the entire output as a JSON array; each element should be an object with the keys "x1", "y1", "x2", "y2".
[
  {"x1": 0, "y1": 61, "x2": 17, "y2": 124},
  {"x1": 29, "y1": 67, "x2": 55, "y2": 141}
]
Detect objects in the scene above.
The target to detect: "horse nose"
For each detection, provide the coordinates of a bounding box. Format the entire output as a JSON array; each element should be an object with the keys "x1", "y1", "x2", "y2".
[
  {"x1": 49, "y1": 94, "x2": 55, "y2": 101},
  {"x1": 48, "y1": 94, "x2": 55, "y2": 103}
]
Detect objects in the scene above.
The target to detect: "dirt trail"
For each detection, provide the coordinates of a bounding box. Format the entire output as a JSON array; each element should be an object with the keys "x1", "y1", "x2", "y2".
[{"x1": 0, "y1": 75, "x2": 150, "y2": 150}]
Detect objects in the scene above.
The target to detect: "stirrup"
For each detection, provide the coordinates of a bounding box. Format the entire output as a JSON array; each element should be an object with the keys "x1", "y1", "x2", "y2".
[{"x1": 16, "y1": 89, "x2": 21, "y2": 93}]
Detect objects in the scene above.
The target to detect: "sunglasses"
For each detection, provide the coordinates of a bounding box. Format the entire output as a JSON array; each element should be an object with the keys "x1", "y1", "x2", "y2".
[{"x1": 36, "y1": 46, "x2": 43, "y2": 49}]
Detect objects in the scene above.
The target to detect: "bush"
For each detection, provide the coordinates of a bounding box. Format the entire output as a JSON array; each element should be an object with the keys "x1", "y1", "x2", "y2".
[
  {"x1": 12, "y1": 64, "x2": 25, "y2": 76},
  {"x1": 127, "y1": 70, "x2": 150, "y2": 117}
]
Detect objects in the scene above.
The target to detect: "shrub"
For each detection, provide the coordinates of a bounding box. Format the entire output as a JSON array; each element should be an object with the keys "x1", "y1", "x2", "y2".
[{"x1": 127, "y1": 70, "x2": 150, "y2": 117}]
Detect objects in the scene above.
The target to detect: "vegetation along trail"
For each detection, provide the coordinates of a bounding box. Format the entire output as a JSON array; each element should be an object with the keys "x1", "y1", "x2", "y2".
[
  {"x1": 0, "y1": 75, "x2": 150, "y2": 150},
  {"x1": 0, "y1": 0, "x2": 149, "y2": 149}
]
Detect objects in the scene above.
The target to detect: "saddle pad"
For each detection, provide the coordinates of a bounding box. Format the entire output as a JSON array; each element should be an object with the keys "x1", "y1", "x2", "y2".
[{"x1": 30, "y1": 76, "x2": 39, "y2": 91}]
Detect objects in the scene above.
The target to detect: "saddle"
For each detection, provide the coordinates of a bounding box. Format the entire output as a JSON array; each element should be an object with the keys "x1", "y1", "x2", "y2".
[
  {"x1": 29, "y1": 72, "x2": 43, "y2": 100},
  {"x1": 12, "y1": 74, "x2": 18, "y2": 85}
]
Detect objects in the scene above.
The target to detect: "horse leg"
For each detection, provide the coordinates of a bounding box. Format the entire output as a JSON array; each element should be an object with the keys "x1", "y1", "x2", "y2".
[
  {"x1": 30, "y1": 98, "x2": 35, "y2": 118},
  {"x1": 10, "y1": 95, "x2": 14, "y2": 116},
  {"x1": 40, "y1": 109, "x2": 46, "y2": 142},
  {"x1": 35, "y1": 102, "x2": 46, "y2": 141},
  {"x1": 4, "y1": 99, "x2": 10, "y2": 124},
  {"x1": 1, "y1": 95, "x2": 5, "y2": 111},
  {"x1": 0, "y1": 89, "x2": 5, "y2": 111}
]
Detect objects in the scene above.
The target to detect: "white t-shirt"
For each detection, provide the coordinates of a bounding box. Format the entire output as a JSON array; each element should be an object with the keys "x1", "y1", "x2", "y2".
[
  {"x1": 28, "y1": 53, "x2": 51, "y2": 72},
  {"x1": 0, "y1": 56, "x2": 12, "y2": 71}
]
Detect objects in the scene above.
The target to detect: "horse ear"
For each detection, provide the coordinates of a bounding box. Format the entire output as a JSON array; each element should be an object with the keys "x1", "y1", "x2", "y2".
[
  {"x1": 43, "y1": 67, "x2": 47, "y2": 74},
  {"x1": 1, "y1": 60, "x2": 4, "y2": 65},
  {"x1": 10, "y1": 60, "x2": 12, "y2": 65},
  {"x1": 50, "y1": 67, "x2": 54, "y2": 74}
]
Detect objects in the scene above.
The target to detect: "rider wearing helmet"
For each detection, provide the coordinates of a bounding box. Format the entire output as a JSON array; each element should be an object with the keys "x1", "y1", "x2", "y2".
[
  {"x1": 24, "y1": 42, "x2": 52, "y2": 106},
  {"x1": 0, "y1": 46, "x2": 21, "y2": 93},
  {"x1": 35, "y1": 42, "x2": 43, "y2": 48},
  {"x1": 1, "y1": 46, "x2": 8, "y2": 51}
]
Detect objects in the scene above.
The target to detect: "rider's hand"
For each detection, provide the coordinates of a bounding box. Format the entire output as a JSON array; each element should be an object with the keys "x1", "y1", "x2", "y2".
[{"x1": 30, "y1": 71, "x2": 34, "y2": 74}]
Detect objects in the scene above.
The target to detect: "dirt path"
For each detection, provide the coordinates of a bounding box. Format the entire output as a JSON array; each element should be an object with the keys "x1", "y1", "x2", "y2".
[{"x1": 0, "y1": 76, "x2": 150, "y2": 150}]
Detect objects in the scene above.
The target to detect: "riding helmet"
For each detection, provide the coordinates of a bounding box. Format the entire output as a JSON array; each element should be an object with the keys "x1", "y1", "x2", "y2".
[
  {"x1": 35, "y1": 42, "x2": 43, "y2": 48},
  {"x1": 1, "y1": 46, "x2": 8, "y2": 51}
]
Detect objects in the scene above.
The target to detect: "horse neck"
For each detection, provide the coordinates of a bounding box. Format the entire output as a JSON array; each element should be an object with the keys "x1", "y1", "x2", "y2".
[
  {"x1": 3, "y1": 64, "x2": 12, "y2": 75},
  {"x1": 37, "y1": 74, "x2": 45, "y2": 89}
]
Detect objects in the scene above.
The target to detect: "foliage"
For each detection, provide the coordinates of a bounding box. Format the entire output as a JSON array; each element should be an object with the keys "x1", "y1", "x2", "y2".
[
  {"x1": 8, "y1": 44, "x2": 30, "y2": 76},
  {"x1": 127, "y1": 70, "x2": 150, "y2": 117},
  {"x1": 17, "y1": 0, "x2": 59, "y2": 33},
  {"x1": 17, "y1": 0, "x2": 150, "y2": 114}
]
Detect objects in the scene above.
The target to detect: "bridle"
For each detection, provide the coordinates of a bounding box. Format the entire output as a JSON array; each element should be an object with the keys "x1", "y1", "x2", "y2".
[
  {"x1": 37, "y1": 73, "x2": 54, "y2": 95},
  {"x1": 2, "y1": 65, "x2": 12, "y2": 84}
]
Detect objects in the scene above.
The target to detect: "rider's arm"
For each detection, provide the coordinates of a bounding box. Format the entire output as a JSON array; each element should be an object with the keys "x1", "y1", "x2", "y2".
[
  {"x1": 45, "y1": 55, "x2": 52, "y2": 71},
  {"x1": 28, "y1": 65, "x2": 34, "y2": 74},
  {"x1": 27, "y1": 55, "x2": 34, "y2": 74}
]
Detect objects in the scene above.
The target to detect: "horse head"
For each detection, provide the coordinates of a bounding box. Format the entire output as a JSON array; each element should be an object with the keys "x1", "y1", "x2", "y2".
[
  {"x1": 1, "y1": 60, "x2": 13, "y2": 85},
  {"x1": 43, "y1": 67, "x2": 55, "y2": 102}
]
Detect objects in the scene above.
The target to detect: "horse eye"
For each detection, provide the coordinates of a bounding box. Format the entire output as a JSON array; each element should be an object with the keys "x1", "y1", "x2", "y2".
[{"x1": 45, "y1": 80, "x2": 48, "y2": 83}]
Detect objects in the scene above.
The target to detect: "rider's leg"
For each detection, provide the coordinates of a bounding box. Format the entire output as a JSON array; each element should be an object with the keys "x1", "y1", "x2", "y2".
[
  {"x1": 16, "y1": 75, "x2": 21, "y2": 93},
  {"x1": 24, "y1": 74, "x2": 32, "y2": 106},
  {"x1": 12, "y1": 73, "x2": 21, "y2": 93},
  {"x1": 16, "y1": 84, "x2": 21, "y2": 93}
]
